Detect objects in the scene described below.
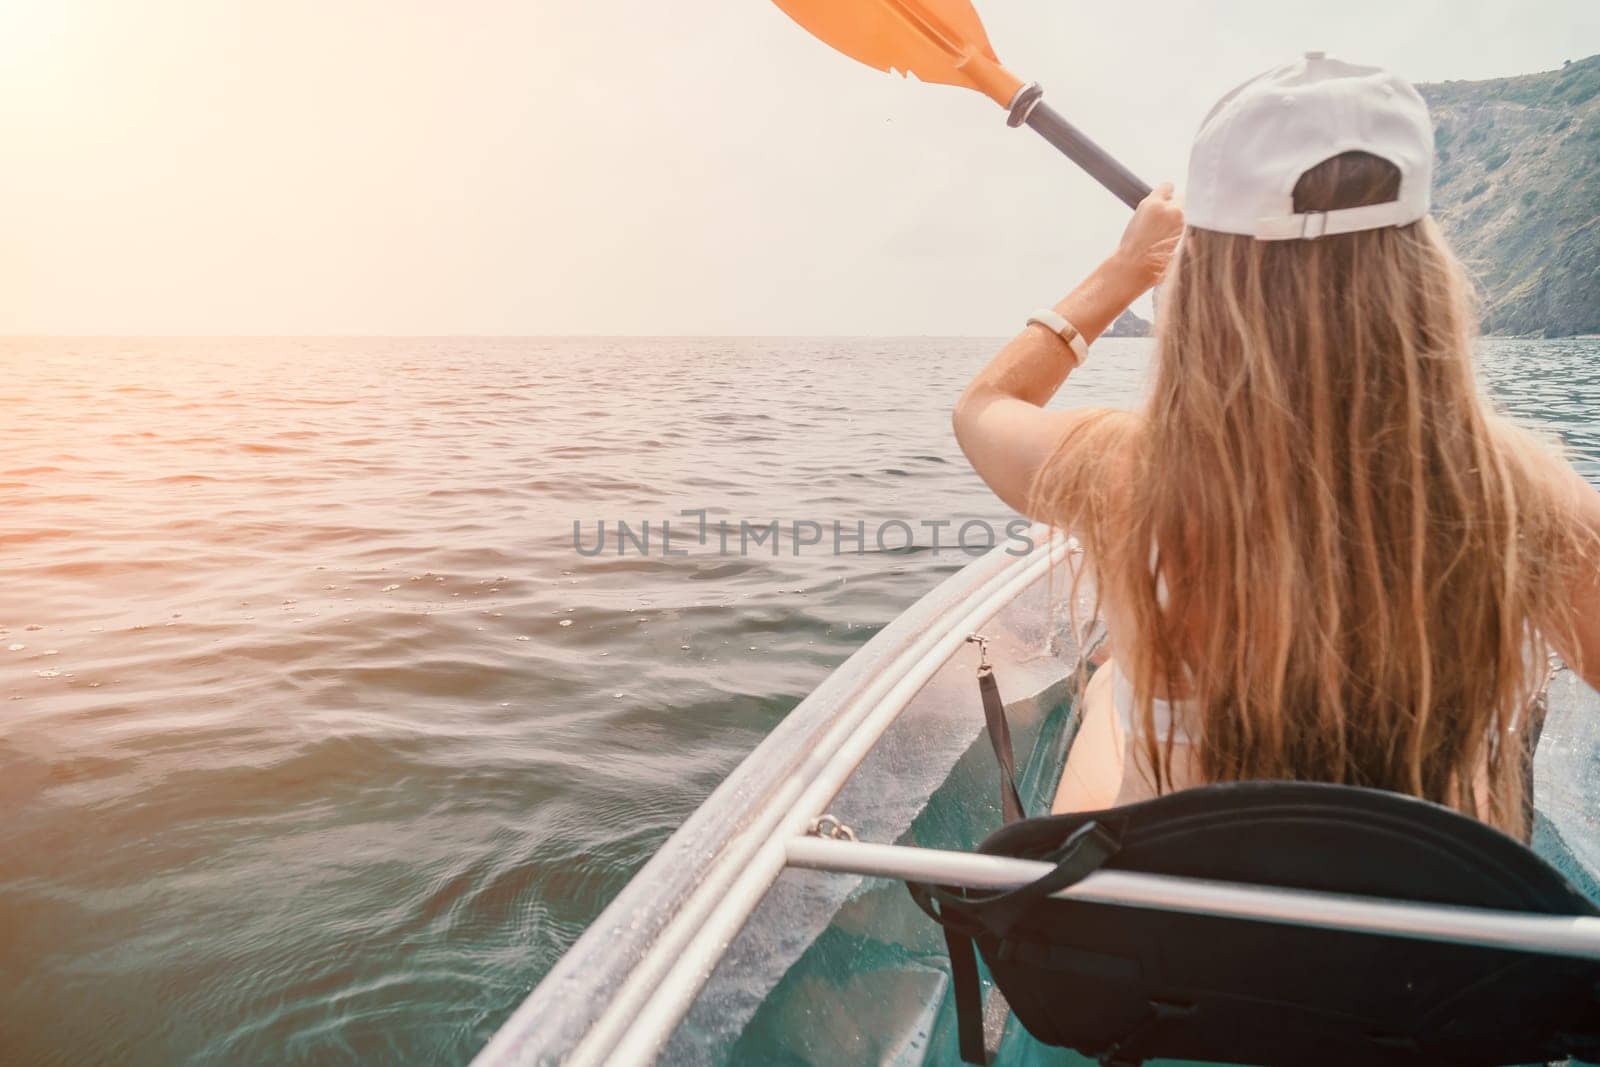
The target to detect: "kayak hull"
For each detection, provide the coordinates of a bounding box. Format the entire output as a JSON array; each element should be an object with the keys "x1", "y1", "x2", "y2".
[{"x1": 475, "y1": 531, "x2": 1600, "y2": 1065}]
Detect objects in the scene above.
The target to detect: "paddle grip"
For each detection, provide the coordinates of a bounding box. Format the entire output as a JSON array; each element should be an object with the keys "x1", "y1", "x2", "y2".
[{"x1": 1023, "y1": 100, "x2": 1151, "y2": 211}]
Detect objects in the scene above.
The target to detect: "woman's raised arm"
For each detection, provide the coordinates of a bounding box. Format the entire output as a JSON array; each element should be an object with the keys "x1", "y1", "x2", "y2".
[{"x1": 952, "y1": 184, "x2": 1183, "y2": 517}]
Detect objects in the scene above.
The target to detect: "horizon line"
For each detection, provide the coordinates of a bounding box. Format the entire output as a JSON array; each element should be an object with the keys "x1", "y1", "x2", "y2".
[{"x1": 0, "y1": 332, "x2": 1033, "y2": 341}]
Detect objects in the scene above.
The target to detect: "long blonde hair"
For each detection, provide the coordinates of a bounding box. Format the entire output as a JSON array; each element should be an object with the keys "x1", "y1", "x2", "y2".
[{"x1": 1033, "y1": 152, "x2": 1595, "y2": 835}]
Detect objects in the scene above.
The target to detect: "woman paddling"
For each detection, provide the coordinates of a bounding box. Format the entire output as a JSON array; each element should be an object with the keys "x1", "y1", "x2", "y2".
[{"x1": 952, "y1": 53, "x2": 1600, "y2": 837}]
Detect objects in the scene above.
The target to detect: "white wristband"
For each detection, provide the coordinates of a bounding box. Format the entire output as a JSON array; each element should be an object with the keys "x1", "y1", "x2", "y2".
[{"x1": 1026, "y1": 308, "x2": 1089, "y2": 365}]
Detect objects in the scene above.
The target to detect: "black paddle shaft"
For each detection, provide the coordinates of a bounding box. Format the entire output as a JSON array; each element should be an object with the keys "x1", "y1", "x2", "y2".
[{"x1": 1020, "y1": 97, "x2": 1152, "y2": 211}]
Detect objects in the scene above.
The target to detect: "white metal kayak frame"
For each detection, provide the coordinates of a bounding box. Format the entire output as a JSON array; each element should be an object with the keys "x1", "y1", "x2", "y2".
[
  {"x1": 787, "y1": 836, "x2": 1600, "y2": 963},
  {"x1": 475, "y1": 528, "x2": 1075, "y2": 1067},
  {"x1": 600, "y1": 535, "x2": 1068, "y2": 1064}
]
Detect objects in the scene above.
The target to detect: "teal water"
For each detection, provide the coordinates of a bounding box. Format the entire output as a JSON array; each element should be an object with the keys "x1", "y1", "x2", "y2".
[{"x1": 2, "y1": 337, "x2": 1597, "y2": 1064}]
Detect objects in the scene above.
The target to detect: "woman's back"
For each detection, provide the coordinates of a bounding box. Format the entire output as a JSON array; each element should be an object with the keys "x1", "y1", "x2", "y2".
[
  {"x1": 952, "y1": 55, "x2": 1600, "y2": 837},
  {"x1": 1039, "y1": 153, "x2": 1597, "y2": 836}
]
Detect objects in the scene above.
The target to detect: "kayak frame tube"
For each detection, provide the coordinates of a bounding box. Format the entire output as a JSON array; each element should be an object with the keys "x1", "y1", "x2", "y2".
[
  {"x1": 472, "y1": 530, "x2": 1076, "y2": 1067},
  {"x1": 597, "y1": 537, "x2": 1069, "y2": 1064},
  {"x1": 787, "y1": 837, "x2": 1600, "y2": 963}
]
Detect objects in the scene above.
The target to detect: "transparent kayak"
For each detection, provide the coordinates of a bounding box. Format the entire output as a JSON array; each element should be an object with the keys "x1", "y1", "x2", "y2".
[{"x1": 474, "y1": 531, "x2": 1600, "y2": 1066}]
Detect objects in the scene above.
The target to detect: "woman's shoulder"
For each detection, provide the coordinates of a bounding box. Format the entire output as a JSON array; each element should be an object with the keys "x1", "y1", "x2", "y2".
[
  {"x1": 1026, "y1": 408, "x2": 1149, "y2": 540},
  {"x1": 1046, "y1": 406, "x2": 1146, "y2": 467}
]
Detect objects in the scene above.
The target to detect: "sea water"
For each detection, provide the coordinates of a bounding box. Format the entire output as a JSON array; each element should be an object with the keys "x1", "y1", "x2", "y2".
[{"x1": 2, "y1": 336, "x2": 1596, "y2": 1064}]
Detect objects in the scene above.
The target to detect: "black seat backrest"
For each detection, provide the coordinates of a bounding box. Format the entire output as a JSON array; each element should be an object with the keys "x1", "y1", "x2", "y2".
[{"x1": 918, "y1": 781, "x2": 1600, "y2": 1067}]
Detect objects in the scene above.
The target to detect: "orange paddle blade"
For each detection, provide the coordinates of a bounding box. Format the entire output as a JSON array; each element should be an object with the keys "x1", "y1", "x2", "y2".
[{"x1": 771, "y1": 0, "x2": 1024, "y2": 108}]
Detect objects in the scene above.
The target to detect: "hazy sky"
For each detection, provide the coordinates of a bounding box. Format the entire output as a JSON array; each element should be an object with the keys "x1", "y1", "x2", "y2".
[{"x1": 4, "y1": 1, "x2": 1597, "y2": 335}]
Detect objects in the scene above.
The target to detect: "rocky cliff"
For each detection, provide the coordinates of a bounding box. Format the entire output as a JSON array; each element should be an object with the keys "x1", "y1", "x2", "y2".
[
  {"x1": 1422, "y1": 54, "x2": 1600, "y2": 337},
  {"x1": 1104, "y1": 57, "x2": 1598, "y2": 340},
  {"x1": 1104, "y1": 309, "x2": 1153, "y2": 337}
]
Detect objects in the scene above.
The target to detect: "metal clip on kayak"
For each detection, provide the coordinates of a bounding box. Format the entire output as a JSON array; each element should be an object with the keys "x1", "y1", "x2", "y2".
[
  {"x1": 964, "y1": 632, "x2": 990, "y2": 670},
  {"x1": 804, "y1": 814, "x2": 857, "y2": 842}
]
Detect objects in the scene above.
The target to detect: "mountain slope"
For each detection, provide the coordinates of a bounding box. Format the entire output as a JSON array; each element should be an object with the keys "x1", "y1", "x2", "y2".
[{"x1": 1421, "y1": 54, "x2": 1600, "y2": 337}]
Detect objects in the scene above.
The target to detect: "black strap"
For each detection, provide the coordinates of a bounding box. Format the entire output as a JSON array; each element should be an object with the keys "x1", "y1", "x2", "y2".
[
  {"x1": 910, "y1": 659, "x2": 1110, "y2": 1064},
  {"x1": 1098, "y1": 998, "x2": 1199, "y2": 1067},
  {"x1": 904, "y1": 886, "x2": 987, "y2": 1064},
  {"x1": 978, "y1": 665, "x2": 1026, "y2": 824},
  {"x1": 908, "y1": 823, "x2": 1123, "y2": 1066},
  {"x1": 944, "y1": 924, "x2": 987, "y2": 1064},
  {"x1": 913, "y1": 822, "x2": 1122, "y2": 934},
  {"x1": 969, "y1": 822, "x2": 1121, "y2": 937}
]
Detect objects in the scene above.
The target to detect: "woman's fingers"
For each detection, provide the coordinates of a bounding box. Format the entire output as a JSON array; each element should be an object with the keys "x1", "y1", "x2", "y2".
[{"x1": 1114, "y1": 181, "x2": 1185, "y2": 289}]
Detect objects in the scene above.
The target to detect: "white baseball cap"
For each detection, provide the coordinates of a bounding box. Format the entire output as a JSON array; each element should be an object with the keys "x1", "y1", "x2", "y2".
[{"x1": 1184, "y1": 52, "x2": 1434, "y2": 241}]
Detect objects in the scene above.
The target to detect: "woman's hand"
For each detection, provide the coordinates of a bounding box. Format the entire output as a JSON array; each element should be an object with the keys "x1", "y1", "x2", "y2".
[
  {"x1": 1110, "y1": 182, "x2": 1184, "y2": 293},
  {"x1": 952, "y1": 187, "x2": 1181, "y2": 517}
]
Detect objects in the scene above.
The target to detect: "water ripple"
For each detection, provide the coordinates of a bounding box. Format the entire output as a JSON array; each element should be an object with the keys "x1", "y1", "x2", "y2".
[{"x1": 0, "y1": 336, "x2": 1593, "y2": 1065}]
